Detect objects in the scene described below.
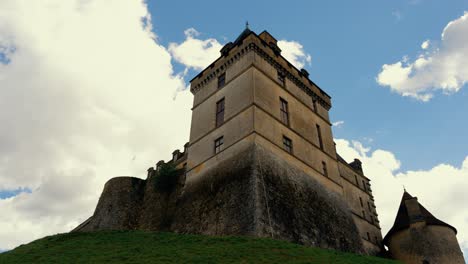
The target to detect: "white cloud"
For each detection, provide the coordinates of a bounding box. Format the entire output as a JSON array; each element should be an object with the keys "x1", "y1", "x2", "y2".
[
  {"x1": 168, "y1": 28, "x2": 223, "y2": 70},
  {"x1": 336, "y1": 139, "x2": 468, "y2": 256},
  {"x1": 0, "y1": 0, "x2": 192, "y2": 249},
  {"x1": 332, "y1": 120, "x2": 344, "y2": 128},
  {"x1": 277, "y1": 40, "x2": 312, "y2": 69},
  {"x1": 377, "y1": 12, "x2": 468, "y2": 101},
  {"x1": 167, "y1": 30, "x2": 312, "y2": 72},
  {"x1": 421, "y1": 40, "x2": 430, "y2": 50}
]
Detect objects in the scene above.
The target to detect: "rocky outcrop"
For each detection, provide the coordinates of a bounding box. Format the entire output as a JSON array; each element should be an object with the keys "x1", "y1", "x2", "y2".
[{"x1": 74, "y1": 144, "x2": 364, "y2": 254}]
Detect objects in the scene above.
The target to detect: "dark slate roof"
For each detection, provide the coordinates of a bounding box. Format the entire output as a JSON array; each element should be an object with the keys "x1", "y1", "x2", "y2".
[
  {"x1": 233, "y1": 27, "x2": 252, "y2": 45},
  {"x1": 383, "y1": 191, "x2": 457, "y2": 246}
]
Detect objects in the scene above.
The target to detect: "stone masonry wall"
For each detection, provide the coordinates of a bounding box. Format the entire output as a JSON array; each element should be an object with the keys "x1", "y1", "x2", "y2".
[{"x1": 74, "y1": 144, "x2": 365, "y2": 254}]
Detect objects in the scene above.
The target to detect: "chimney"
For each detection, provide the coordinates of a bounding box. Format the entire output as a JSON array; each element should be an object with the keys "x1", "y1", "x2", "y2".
[
  {"x1": 349, "y1": 158, "x2": 363, "y2": 173},
  {"x1": 172, "y1": 149, "x2": 181, "y2": 162},
  {"x1": 156, "y1": 160, "x2": 165, "y2": 171},
  {"x1": 183, "y1": 142, "x2": 189, "y2": 153}
]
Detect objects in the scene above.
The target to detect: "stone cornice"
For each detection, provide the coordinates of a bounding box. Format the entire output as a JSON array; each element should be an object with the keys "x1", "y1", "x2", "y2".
[
  {"x1": 190, "y1": 40, "x2": 332, "y2": 110},
  {"x1": 190, "y1": 42, "x2": 253, "y2": 94},
  {"x1": 250, "y1": 43, "x2": 331, "y2": 110}
]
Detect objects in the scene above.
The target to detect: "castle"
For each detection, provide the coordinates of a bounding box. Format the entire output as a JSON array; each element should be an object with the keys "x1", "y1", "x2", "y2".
[{"x1": 74, "y1": 27, "x2": 465, "y2": 263}]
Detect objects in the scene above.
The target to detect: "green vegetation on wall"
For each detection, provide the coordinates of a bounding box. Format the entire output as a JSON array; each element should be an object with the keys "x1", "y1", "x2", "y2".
[{"x1": 153, "y1": 163, "x2": 179, "y2": 193}]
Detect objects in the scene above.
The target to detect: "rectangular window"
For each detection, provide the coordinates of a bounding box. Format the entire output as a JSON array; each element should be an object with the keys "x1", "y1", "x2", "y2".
[
  {"x1": 282, "y1": 136, "x2": 293, "y2": 154},
  {"x1": 359, "y1": 197, "x2": 363, "y2": 207},
  {"x1": 362, "y1": 180, "x2": 367, "y2": 192},
  {"x1": 370, "y1": 215, "x2": 374, "y2": 224},
  {"x1": 277, "y1": 71, "x2": 285, "y2": 86},
  {"x1": 367, "y1": 201, "x2": 372, "y2": 211},
  {"x1": 280, "y1": 98, "x2": 289, "y2": 126},
  {"x1": 218, "y1": 73, "x2": 226, "y2": 89},
  {"x1": 367, "y1": 232, "x2": 371, "y2": 241},
  {"x1": 316, "y1": 124, "x2": 323, "y2": 150},
  {"x1": 312, "y1": 99, "x2": 317, "y2": 112},
  {"x1": 216, "y1": 98, "x2": 225, "y2": 127},
  {"x1": 214, "y1": 136, "x2": 224, "y2": 154},
  {"x1": 354, "y1": 175, "x2": 359, "y2": 185},
  {"x1": 322, "y1": 161, "x2": 328, "y2": 177},
  {"x1": 362, "y1": 210, "x2": 366, "y2": 219}
]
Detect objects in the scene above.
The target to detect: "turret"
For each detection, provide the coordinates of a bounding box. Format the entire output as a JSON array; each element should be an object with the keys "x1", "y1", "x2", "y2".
[{"x1": 384, "y1": 191, "x2": 464, "y2": 264}]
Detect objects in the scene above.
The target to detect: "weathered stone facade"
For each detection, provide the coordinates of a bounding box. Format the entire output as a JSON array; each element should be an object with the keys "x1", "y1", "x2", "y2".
[{"x1": 75, "y1": 144, "x2": 365, "y2": 254}]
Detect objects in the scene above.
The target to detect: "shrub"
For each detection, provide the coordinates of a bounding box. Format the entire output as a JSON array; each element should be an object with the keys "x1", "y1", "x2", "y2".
[{"x1": 154, "y1": 163, "x2": 178, "y2": 192}]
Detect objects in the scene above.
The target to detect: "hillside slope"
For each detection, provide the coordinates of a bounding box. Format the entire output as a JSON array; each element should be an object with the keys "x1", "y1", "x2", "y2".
[{"x1": 0, "y1": 231, "x2": 399, "y2": 264}]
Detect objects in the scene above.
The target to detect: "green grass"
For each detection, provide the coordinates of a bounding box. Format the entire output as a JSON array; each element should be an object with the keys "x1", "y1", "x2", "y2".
[{"x1": 0, "y1": 231, "x2": 400, "y2": 264}]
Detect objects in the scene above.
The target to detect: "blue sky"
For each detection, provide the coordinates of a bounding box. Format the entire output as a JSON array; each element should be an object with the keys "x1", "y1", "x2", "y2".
[
  {"x1": 150, "y1": 0, "x2": 468, "y2": 172},
  {"x1": 0, "y1": 0, "x2": 467, "y2": 258}
]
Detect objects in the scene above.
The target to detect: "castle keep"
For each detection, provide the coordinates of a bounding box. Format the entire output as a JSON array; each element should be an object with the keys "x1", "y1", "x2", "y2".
[
  {"x1": 74, "y1": 27, "x2": 464, "y2": 263},
  {"x1": 185, "y1": 27, "x2": 381, "y2": 253}
]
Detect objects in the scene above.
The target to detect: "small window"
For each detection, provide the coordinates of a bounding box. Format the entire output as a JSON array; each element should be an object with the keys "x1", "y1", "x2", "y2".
[
  {"x1": 282, "y1": 136, "x2": 293, "y2": 153},
  {"x1": 280, "y1": 98, "x2": 289, "y2": 126},
  {"x1": 277, "y1": 71, "x2": 285, "y2": 86},
  {"x1": 370, "y1": 215, "x2": 374, "y2": 224},
  {"x1": 362, "y1": 210, "x2": 366, "y2": 219},
  {"x1": 216, "y1": 98, "x2": 225, "y2": 127},
  {"x1": 322, "y1": 161, "x2": 328, "y2": 177},
  {"x1": 354, "y1": 175, "x2": 358, "y2": 185},
  {"x1": 218, "y1": 73, "x2": 226, "y2": 88},
  {"x1": 367, "y1": 201, "x2": 372, "y2": 211},
  {"x1": 214, "y1": 136, "x2": 224, "y2": 154},
  {"x1": 366, "y1": 232, "x2": 371, "y2": 241},
  {"x1": 316, "y1": 124, "x2": 323, "y2": 150},
  {"x1": 359, "y1": 197, "x2": 363, "y2": 207},
  {"x1": 362, "y1": 180, "x2": 367, "y2": 191},
  {"x1": 312, "y1": 99, "x2": 317, "y2": 112}
]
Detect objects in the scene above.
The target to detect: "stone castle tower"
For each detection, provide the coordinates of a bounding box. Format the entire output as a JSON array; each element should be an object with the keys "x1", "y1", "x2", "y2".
[
  {"x1": 184, "y1": 26, "x2": 382, "y2": 254},
  {"x1": 74, "y1": 27, "x2": 464, "y2": 262},
  {"x1": 384, "y1": 191, "x2": 464, "y2": 263}
]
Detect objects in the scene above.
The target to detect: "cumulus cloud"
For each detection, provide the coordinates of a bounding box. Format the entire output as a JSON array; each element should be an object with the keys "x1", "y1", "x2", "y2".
[
  {"x1": 167, "y1": 29, "x2": 313, "y2": 72},
  {"x1": 0, "y1": 0, "x2": 192, "y2": 249},
  {"x1": 168, "y1": 28, "x2": 223, "y2": 70},
  {"x1": 336, "y1": 139, "x2": 468, "y2": 255},
  {"x1": 377, "y1": 12, "x2": 468, "y2": 101},
  {"x1": 277, "y1": 40, "x2": 312, "y2": 69}
]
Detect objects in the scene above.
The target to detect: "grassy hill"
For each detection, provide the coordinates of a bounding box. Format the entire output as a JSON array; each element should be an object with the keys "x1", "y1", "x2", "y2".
[{"x1": 0, "y1": 231, "x2": 400, "y2": 264}]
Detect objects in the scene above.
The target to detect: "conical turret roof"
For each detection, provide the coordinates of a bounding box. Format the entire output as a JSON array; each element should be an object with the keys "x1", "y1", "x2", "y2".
[{"x1": 383, "y1": 191, "x2": 457, "y2": 246}]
